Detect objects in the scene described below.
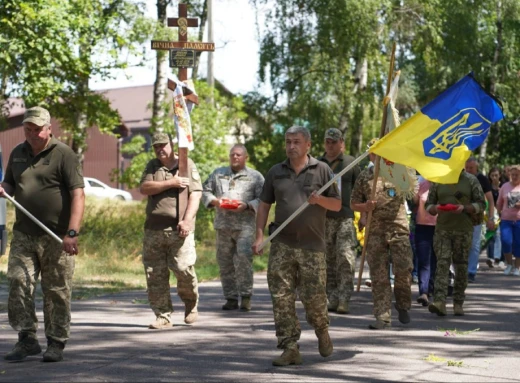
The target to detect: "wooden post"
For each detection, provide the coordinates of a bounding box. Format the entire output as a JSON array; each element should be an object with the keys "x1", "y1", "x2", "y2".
[
  {"x1": 356, "y1": 42, "x2": 397, "y2": 292},
  {"x1": 151, "y1": 3, "x2": 215, "y2": 219}
]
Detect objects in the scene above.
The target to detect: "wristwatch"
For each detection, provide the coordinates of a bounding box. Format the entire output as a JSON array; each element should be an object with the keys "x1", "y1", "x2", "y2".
[{"x1": 67, "y1": 229, "x2": 79, "y2": 238}]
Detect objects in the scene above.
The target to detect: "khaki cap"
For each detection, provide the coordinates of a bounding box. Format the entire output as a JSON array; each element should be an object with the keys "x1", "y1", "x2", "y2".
[{"x1": 23, "y1": 106, "x2": 51, "y2": 126}]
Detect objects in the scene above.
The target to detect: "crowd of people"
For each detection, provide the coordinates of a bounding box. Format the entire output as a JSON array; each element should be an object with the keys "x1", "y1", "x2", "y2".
[{"x1": 1, "y1": 106, "x2": 519, "y2": 366}]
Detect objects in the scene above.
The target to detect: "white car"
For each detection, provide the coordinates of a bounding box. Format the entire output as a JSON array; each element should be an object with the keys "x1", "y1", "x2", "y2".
[{"x1": 84, "y1": 177, "x2": 133, "y2": 201}]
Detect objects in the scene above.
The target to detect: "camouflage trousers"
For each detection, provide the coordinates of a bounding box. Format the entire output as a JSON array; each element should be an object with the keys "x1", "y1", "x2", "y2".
[
  {"x1": 366, "y1": 229, "x2": 413, "y2": 320},
  {"x1": 7, "y1": 230, "x2": 74, "y2": 343},
  {"x1": 216, "y1": 228, "x2": 254, "y2": 300},
  {"x1": 267, "y1": 241, "x2": 329, "y2": 350},
  {"x1": 325, "y1": 217, "x2": 357, "y2": 304},
  {"x1": 433, "y1": 230, "x2": 472, "y2": 304},
  {"x1": 142, "y1": 229, "x2": 199, "y2": 319}
]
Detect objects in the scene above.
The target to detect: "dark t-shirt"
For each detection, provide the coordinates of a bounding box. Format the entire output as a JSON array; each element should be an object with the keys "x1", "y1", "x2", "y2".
[
  {"x1": 477, "y1": 173, "x2": 492, "y2": 194},
  {"x1": 318, "y1": 152, "x2": 360, "y2": 219},
  {"x1": 260, "y1": 155, "x2": 340, "y2": 252},
  {"x1": 140, "y1": 157, "x2": 202, "y2": 230},
  {"x1": 4, "y1": 137, "x2": 85, "y2": 236}
]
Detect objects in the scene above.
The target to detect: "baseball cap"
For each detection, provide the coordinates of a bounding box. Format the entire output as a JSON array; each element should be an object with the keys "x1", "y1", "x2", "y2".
[
  {"x1": 325, "y1": 128, "x2": 343, "y2": 141},
  {"x1": 22, "y1": 106, "x2": 51, "y2": 126},
  {"x1": 151, "y1": 132, "x2": 170, "y2": 146}
]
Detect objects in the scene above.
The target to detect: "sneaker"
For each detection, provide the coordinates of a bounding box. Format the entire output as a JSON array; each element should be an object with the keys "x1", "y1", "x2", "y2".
[
  {"x1": 336, "y1": 300, "x2": 349, "y2": 314},
  {"x1": 498, "y1": 261, "x2": 506, "y2": 268},
  {"x1": 428, "y1": 301, "x2": 447, "y2": 316},
  {"x1": 365, "y1": 279, "x2": 372, "y2": 288},
  {"x1": 368, "y1": 319, "x2": 391, "y2": 330},
  {"x1": 240, "y1": 296, "x2": 251, "y2": 312},
  {"x1": 184, "y1": 301, "x2": 198, "y2": 324},
  {"x1": 42, "y1": 339, "x2": 65, "y2": 363},
  {"x1": 4, "y1": 333, "x2": 42, "y2": 361},
  {"x1": 513, "y1": 268, "x2": 520, "y2": 277},
  {"x1": 316, "y1": 329, "x2": 333, "y2": 357},
  {"x1": 417, "y1": 294, "x2": 429, "y2": 307},
  {"x1": 504, "y1": 265, "x2": 513, "y2": 275},
  {"x1": 468, "y1": 274, "x2": 476, "y2": 283},
  {"x1": 453, "y1": 302, "x2": 464, "y2": 316},
  {"x1": 149, "y1": 316, "x2": 172, "y2": 329},
  {"x1": 494, "y1": 259, "x2": 500, "y2": 265},
  {"x1": 222, "y1": 299, "x2": 239, "y2": 310},
  {"x1": 486, "y1": 259, "x2": 494, "y2": 268},
  {"x1": 272, "y1": 347, "x2": 302, "y2": 366},
  {"x1": 412, "y1": 275, "x2": 419, "y2": 284},
  {"x1": 395, "y1": 303, "x2": 410, "y2": 324}
]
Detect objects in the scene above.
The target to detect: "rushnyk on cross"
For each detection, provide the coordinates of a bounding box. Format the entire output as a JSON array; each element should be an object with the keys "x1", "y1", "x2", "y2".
[{"x1": 150, "y1": 2, "x2": 215, "y2": 217}]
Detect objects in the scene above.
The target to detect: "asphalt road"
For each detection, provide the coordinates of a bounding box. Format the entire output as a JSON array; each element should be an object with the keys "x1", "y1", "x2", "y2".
[{"x1": 0, "y1": 255, "x2": 519, "y2": 382}]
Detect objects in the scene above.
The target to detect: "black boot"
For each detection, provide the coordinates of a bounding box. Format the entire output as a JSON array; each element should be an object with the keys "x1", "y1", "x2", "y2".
[
  {"x1": 43, "y1": 339, "x2": 65, "y2": 362},
  {"x1": 4, "y1": 332, "x2": 42, "y2": 361}
]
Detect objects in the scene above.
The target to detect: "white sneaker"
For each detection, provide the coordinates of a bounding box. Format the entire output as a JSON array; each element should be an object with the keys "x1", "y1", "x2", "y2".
[
  {"x1": 498, "y1": 261, "x2": 506, "y2": 269},
  {"x1": 513, "y1": 268, "x2": 520, "y2": 276},
  {"x1": 504, "y1": 265, "x2": 513, "y2": 275}
]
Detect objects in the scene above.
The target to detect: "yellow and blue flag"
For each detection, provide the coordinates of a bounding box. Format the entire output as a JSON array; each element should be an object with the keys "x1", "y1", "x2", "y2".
[{"x1": 369, "y1": 74, "x2": 504, "y2": 184}]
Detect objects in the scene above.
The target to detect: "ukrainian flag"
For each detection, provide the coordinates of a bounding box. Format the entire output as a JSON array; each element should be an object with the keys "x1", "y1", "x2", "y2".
[{"x1": 369, "y1": 74, "x2": 504, "y2": 184}]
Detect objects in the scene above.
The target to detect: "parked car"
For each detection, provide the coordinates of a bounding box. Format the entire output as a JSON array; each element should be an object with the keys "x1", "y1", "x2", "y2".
[{"x1": 84, "y1": 177, "x2": 133, "y2": 201}]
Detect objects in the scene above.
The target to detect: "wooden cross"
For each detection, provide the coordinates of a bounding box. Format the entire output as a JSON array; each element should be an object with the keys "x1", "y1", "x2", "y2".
[{"x1": 151, "y1": 3, "x2": 215, "y2": 219}]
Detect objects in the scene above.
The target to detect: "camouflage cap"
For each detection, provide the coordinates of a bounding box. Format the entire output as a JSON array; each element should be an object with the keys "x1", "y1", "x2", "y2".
[
  {"x1": 23, "y1": 106, "x2": 51, "y2": 126},
  {"x1": 151, "y1": 132, "x2": 170, "y2": 146},
  {"x1": 325, "y1": 128, "x2": 343, "y2": 141}
]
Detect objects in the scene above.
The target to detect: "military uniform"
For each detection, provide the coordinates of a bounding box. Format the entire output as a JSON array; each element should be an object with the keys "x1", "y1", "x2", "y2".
[
  {"x1": 318, "y1": 152, "x2": 360, "y2": 310},
  {"x1": 140, "y1": 156, "x2": 202, "y2": 323},
  {"x1": 351, "y1": 167, "x2": 413, "y2": 324},
  {"x1": 202, "y1": 166, "x2": 264, "y2": 301},
  {"x1": 260, "y1": 155, "x2": 340, "y2": 350},
  {"x1": 4, "y1": 135, "x2": 84, "y2": 345},
  {"x1": 425, "y1": 171, "x2": 486, "y2": 310}
]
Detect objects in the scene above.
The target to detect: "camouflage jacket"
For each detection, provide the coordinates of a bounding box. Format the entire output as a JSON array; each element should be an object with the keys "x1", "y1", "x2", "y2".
[
  {"x1": 350, "y1": 167, "x2": 411, "y2": 233},
  {"x1": 202, "y1": 166, "x2": 265, "y2": 231}
]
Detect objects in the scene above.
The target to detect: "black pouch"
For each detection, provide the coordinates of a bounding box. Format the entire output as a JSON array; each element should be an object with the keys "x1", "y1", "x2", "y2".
[{"x1": 268, "y1": 222, "x2": 280, "y2": 236}]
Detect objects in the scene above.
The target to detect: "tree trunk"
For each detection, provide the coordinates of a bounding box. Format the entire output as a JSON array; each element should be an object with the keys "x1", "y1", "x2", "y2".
[
  {"x1": 152, "y1": 0, "x2": 170, "y2": 133},
  {"x1": 479, "y1": 0, "x2": 502, "y2": 167},
  {"x1": 192, "y1": 0, "x2": 208, "y2": 80},
  {"x1": 349, "y1": 57, "x2": 368, "y2": 155},
  {"x1": 72, "y1": 42, "x2": 90, "y2": 166}
]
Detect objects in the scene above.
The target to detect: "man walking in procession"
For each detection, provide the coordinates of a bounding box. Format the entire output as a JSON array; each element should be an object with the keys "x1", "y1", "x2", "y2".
[
  {"x1": 426, "y1": 169, "x2": 486, "y2": 316},
  {"x1": 1, "y1": 106, "x2": 85, "y2": 362},
  {"x1": 140, "y1": 132, "x2": 202, "y2": 329},
  {"x1": 350, "y1": 141, "x2": 414, "y2": 329},
  {"x1": 202, "y1": 144, "x2": 264, "y2": 311},
  {"x1": 253, "y1": 126, "x2": 341, "y2": 366}
]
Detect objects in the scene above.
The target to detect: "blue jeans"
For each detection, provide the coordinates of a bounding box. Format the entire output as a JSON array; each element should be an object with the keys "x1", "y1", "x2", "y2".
[
  {"x1": 487, "y1": 224, "x2": 502, "y2": 261},
  {"x1": 467, "y1": 224, "x2": 482, "y2": 277},
  {"x1": 500, "y1": 220, "x2": 520, "y2": 257},
  {"x1": 415, "y1": 224, "x2": 436, "y2": 296}
]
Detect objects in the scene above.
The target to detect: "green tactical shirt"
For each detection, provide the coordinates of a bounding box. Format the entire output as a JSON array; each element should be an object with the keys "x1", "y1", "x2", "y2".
[
  {"x1": 318, "y1": 152, "x2": 360, "y2": 219},
  {"x1": 140, "y1": 157, "x2": 203, "y2": 231},
  {"x1": 3, "y1": 136, "x2": 85, "y2": 236},
  {"x1": 425, "y1": 171, "x2": 486, "y2": 232}
]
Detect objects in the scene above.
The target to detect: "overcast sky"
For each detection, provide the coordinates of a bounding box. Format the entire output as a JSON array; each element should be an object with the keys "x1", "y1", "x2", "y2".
[{"x1": 90, "y1": 0, "x2": 266, "y2": 95}]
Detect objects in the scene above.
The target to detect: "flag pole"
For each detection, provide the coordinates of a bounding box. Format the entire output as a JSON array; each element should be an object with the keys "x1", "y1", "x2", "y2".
[
  {"x1": 3, "y1": 193, "x2": 63, "y2": 244},
  {"x1": 258, "y1": 150, "x2": 370, "y2": 251},
  {"x1": 356, "y1": 42, "x2": 396, "y2": 292}
]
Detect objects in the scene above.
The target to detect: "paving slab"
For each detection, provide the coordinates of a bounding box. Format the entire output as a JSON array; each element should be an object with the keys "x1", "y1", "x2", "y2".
[{"x1": 0, "y1": 256, "x2": 519, "y2": 382}]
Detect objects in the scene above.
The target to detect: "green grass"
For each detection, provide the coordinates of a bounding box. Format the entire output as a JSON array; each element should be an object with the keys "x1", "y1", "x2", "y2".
[{"x1": 0, "y1": 198, "x2": 271, "y2": 300}]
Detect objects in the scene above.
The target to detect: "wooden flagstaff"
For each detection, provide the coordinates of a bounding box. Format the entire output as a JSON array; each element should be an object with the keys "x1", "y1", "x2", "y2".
[
  {"x1": 356, "y1": 42, "x2": 397, "y2": 292},
  {"x1": 151, "y1": 3, "x2": 215, "y2": 217}
]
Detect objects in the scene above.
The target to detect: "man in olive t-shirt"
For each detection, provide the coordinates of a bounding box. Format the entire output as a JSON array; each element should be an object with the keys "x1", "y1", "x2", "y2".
[
  {"x1": 252, "y1": 126, "x2": 341, "y2": 367},
  {"x1": 140, "y1": 132, "x2": 202, "y2": 329},
  {"x1": 425, "y1": 170, "x2": 486, "y2": 316},
  {"x1": 0, "y1": 106, "x2": 85, "y2": 363}
]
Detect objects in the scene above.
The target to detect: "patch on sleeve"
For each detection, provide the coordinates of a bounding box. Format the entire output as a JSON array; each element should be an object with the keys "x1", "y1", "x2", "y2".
[{"x1": 191, "y1": 169, "x2": 200, "y2": 181}]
